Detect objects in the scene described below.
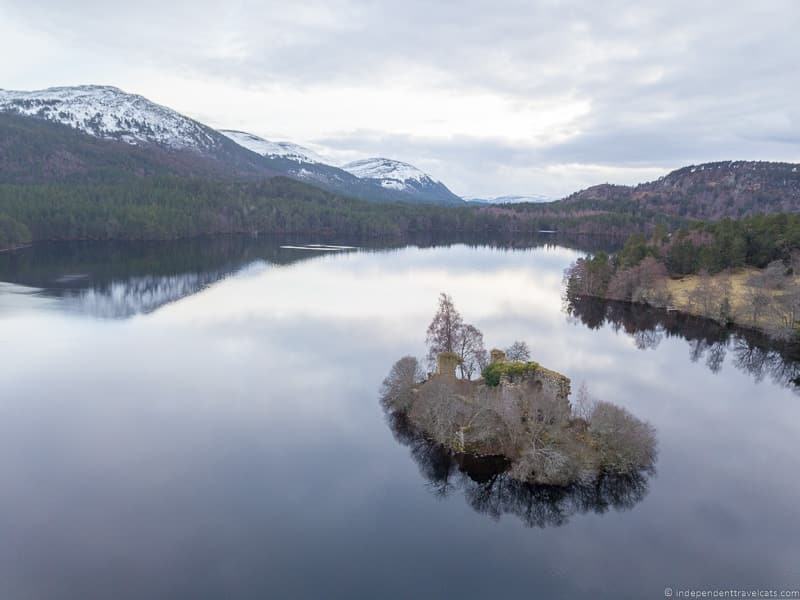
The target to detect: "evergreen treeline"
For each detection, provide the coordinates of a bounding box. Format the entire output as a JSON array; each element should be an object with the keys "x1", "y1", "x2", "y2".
[
  {"x1": 0, "y1": 174, "x2": 675, "y2": 250},
  {"x1": 0, "y1": 176, "x2": 518, "y2": 247},
  {"x1": 0, "y1": 213, "x2": 31, "y2": 250},
  {"x1": 565, "y1": 214, "x2": 800, "y2": 340},
  {"x1": 615, "y1": 214, "x2": 800, "y2": 276},
  {"x1": 566, "y1": 213, "x2": 800, "y2": 301}
]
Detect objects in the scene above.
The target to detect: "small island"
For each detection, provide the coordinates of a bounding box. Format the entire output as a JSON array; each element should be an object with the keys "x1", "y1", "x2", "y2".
[{"x1": 381, "y1": 294, "x2": 657, "y2": 487}]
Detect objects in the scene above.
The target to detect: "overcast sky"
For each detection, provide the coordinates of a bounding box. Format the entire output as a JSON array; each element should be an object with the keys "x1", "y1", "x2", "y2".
[{"x1": 1, "y1": 0, "x2": 798, "y2": 198}]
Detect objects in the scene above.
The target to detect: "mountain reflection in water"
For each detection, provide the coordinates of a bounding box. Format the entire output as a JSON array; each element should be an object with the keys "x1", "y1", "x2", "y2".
[
  {"x1": 0, "y1": 233, "x2": 620, "y2": 318},
  {"x1": 0, "y1": 237, "x2": 359, "y2": 318},
  {"x1": 1, "y1": 239, "x2": 799, "y2": 598}
]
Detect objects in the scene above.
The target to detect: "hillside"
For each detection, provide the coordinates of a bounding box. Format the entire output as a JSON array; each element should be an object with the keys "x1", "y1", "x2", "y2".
[
  {"x1": 0, "y1": 85, "x2": 464, "y2": 206},
  {"x1": 219, "y1": 130, "x2": 327, "y2": 164},
  {"x1": 0, "y1": 86, "x2": 274, "y2": 177},
  {"x1": 219, "y1": 129, "x2": 405, "y2": 204},
  {"x1": 0, "y1": 85, "x2": 216, "y2": 149},
  {"x1": 342, "y1": 157, "x2": 462, "y2": 205},
  {"x1": 2, "y1": 87, "x2": 800, "y2": 246},
  {"x1": 0, "y1": 112, "x2": 279, "y2": 183},
  {"x1": 561, "y1": 161, "x2": 800, "y2": 219},
  {"x1": 221, "y1": 130, "x2": 463, "y2": 205}
]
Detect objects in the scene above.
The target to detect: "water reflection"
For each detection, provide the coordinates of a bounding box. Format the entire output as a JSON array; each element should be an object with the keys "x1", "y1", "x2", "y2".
[
  {"x1": 0, "y1": 237, "x2": 360, "y2": 317},
  {"x1": 1, "y1": 240, "x2": 799, "y2": 598},
  {"x1": 64, "y1": 272, "x2": 237, "y2": 318},
  {"x1": 0, "y1": 234, "x2": 621, "y2": 318},
  {"x1": 386, "y1": 412, "x2": 653, "y2": 528},
  {"x1": 565, "y1": 295, "x2": 800, "y2": 391}
]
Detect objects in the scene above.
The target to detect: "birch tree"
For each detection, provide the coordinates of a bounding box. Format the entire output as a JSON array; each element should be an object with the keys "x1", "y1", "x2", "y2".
[{"x1": 426, "y1": 293, "x2": 464, "y2": 368}]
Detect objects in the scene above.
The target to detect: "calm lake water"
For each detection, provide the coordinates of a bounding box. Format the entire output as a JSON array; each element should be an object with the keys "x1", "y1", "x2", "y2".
[{"x1": 1, "y1": 237, "x2": 799, "y2": 599}]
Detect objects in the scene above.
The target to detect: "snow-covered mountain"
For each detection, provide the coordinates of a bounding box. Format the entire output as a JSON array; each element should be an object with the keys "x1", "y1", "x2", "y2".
[
  {"x1": 0, "y1": 84, "x2": 463, "y2": 205},
  {"x1": 219, "y1": 132, "x2": 458, "y2": 204},
  {"x1": 219, "y1": 130, "x2": 327, "y2": 164},
  {"x1": 220, "y1": 130, "x2": 463, "y2": 205},
  {"x1": 465, "y1": 194, "x2": 552, "y2": 205},
  {"x1": 218, "y1": 128, "x2": 404, "y2": 202},
  {"x1": 342, "y1": 158, "x2": 462, "y2": 204},
  {"x1": 0, "y1": 85, "x2": 277, "y2": 177},
  {"x1": 343, "y1": 157, "x2": 427, "y2": 186},
  {"x1": 0, "y1": 85, "x2": 222, "y2": 150}
]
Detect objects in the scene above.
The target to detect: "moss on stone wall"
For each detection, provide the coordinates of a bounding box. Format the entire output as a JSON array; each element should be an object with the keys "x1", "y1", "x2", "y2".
[{"x1": 482, "y1": 360, "x2": 540, "y2": 387}]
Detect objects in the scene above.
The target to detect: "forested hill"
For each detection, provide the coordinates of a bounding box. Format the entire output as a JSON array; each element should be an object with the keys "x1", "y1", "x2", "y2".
[
  {"x1": 560, "y1": 161, "x2": 800, "y2": 219},
  {"x1": 481, "y1": 161, "x2": 800, "y2": 235},
  {"x1": 0, "y1": 86, "x2": 464, "y2": 206},
  {"x1": 0, "y1": 175, "x2": 526, "y2": 249},
  {"x1": 0, "y1": 110, "x2": 650, "y2": 250},
  {"x1": 3, "y1": 101, "x2": 800, "y2": 250},
  {"x1": 0, "y1": 112, "x2": 277, "y2": 183},
  {"x1": 0, "y1": 111, "x2": 514, "y2": 248}
]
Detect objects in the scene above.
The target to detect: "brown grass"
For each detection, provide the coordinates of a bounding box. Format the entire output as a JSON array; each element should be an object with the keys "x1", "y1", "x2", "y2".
[{"x1": 664, "y1": 268, "x2": 787, "y2": 331}]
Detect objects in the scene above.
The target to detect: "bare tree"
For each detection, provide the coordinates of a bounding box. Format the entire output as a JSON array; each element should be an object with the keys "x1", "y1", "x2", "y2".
[
  {"x1": 505, "y1": 340, "x2": 531, "y2": 362},
  {"x1": 380, "y1": 356, "x2": 424, "y2": 412},
  {"x1": 426, "y1": 293, "x2": 464, "y2": 369},
  {"x1": 572, "y1": 382, "x2": 595, "y2": 421},
  {"x1": 769, "y1": 279, "x2": 800, "y2": 339},
  {"x1": 411, "y1": 377, "x2": 460, "y2": 443},
  {"x1": 712, "y1": 273, "x2": 733, "y2": 323},
  {"x1": 457, "y1": 324, "x2": 487, "y2": 379},
  {"x1": 686, "y1": 270, "x2": 715, "y2": 316},
  {"x1": 607, "y1": 265, "x2": 639, "y2": 301},
  {"x1": 632, "y1": 257, "x2": 671, "y2": 307},
  {"x1": 743, "y1": 270, "x2": 774, "y2": 326},
  {"x1": 425, "y1": 293, "x2": 488, "y2": 378},
  {"x1": 589, "y1": 402, "x2": 658, "y2": 474},
  {"x1": 686, "y1": 270, "x2": 732, "y2": 322},
  {"x1": 789, "y1": 251, "x2": 800, "y2": 277},
  {"x1": 764, "y1": 259, "x2": 788, "y2": 289},
  {"x1": 606, "y1": 257, "x2": 670, "y2": 306}
]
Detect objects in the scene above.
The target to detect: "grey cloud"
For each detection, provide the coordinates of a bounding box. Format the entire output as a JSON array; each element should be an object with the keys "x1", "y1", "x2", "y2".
[{"x1": 1, "y1": 0, "x2": 798, "y2": 196}]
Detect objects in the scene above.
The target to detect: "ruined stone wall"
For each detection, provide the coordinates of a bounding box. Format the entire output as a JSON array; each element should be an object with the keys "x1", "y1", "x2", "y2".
[
  {"x1": 531, "y1": 366, "x2": 571, "y2": 404},
  {"x1": 409, "y1": 357, "x2": 573, "y2": 457},
  {"x1": 437, "y1": 352, "x2": 460, "y2": 378}
]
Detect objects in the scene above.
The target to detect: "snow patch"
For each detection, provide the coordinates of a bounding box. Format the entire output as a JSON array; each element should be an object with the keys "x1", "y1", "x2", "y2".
[
  {"x1": 219, "y1": 129, "x2": 326, "y2": 164},
  {"x1": 0, "y1": 85, "x2": 218, "y2": 150},
  {"x1": 343, "y1": 157, "x2": 433, "y2": 185}
]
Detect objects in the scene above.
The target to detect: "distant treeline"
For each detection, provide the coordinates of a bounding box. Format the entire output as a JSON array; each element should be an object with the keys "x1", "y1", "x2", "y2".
[
  {"x1": 487, "y1": 195, "x2": 684, "y2": 236},
  {"x1": 8, "y1": 169, "x2": 796, "y2": 252},
  {"x1": 0, "y1": 175, "x2": 670, "y2": 250},
  {"x1": 0, "y1": 213, "x2": 31, "y2": 250},
  {"x1": 0, "y1": 176, "x2": 496, "y2": 246}
]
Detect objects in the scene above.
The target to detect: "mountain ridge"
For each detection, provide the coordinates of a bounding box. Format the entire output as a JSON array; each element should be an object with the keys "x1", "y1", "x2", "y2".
[
  {"x1": 341, "y1": 157, "x2": 462, "y2": 204},
  {"x1": 0, "y1": 85, "x2": 463, "y2": 205},
  {"x1": 0, "y1": 112, "x2": 280, "y2": 183},
  {"x1": 2, "y1": 86, "x2": 799, "y2": 218},
  {"x1": 560, "y1": 160, "x2": 800, "y2": 219},
  {"x1": 218, "y1": 128, "x2": 463, "y2": 205},
  {"x1": 219, "y1": 129, "x2": 327, "y2": 165}
]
